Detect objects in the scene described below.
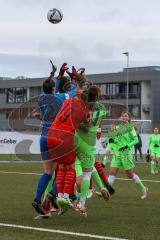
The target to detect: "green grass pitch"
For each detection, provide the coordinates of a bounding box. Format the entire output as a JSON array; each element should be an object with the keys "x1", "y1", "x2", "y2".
[{"x1": 0, "y1": 162, "x2": 160, "y2": 240}]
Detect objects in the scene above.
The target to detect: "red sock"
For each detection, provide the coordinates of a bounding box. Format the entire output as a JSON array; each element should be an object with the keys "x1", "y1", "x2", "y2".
[
  {"x1": 95, "y1": 161, "x2": 108, "y2": 185},
  {"x1": 89, "y1": 178, "x2": 93, "y2": 190},
  {"x1": 70, "y1": 175, "x2": 76, "y2": 196},
  {"x1": 56, "y1": 168, "x2": 66, "y2": 194},
  {"x1": 64, "y1": 168, "x2": 75, "y2": 195}
]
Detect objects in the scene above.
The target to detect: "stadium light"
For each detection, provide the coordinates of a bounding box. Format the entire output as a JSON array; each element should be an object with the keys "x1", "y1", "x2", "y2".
[{"x1": 122, "y1": 52, "x2": 129, "y2": 111}]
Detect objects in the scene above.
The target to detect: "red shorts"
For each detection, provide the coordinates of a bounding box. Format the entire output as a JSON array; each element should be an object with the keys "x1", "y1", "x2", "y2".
[{"x1": 47, "y1": 128, "x2": 76, "y2": 165}]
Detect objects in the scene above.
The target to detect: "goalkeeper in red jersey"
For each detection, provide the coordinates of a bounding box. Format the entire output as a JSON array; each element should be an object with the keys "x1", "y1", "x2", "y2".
[{"x1": 47, "y1": 85, "x2": 100, "y2": 214}]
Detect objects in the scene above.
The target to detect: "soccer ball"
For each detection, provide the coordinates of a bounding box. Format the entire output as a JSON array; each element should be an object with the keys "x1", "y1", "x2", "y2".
[{"x1": 47, "y1": 8, "x2": 63, "y2": 24}]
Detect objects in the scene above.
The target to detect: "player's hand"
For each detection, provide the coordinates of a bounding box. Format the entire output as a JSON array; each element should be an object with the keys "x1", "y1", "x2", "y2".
[
  {"x1": 57, "y1": 63, "x2": 69, "y2": 79},
  {"x1": 119, "y1": 145, "x2": 128, "y2": 151},
  {"x1": 77, "y1": 67, "x2": 85, "y2": 75},
  {"x1": 154, "y1": 144, "x2": 159, "y2": 148},
  {"x1": 109, "y1": 138, "x2": 114, "y2": 143},
  {"x1": 50, "y1": 59, "x2": 57, "y2": 75},
  {"x1": 66, "y1": 66, "x2": 79, "y2": 80}
]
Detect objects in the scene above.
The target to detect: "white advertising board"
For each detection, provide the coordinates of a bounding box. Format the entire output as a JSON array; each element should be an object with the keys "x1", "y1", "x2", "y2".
[{"x1": 0, "y1": 132, "x2": 149, "y2": 155}]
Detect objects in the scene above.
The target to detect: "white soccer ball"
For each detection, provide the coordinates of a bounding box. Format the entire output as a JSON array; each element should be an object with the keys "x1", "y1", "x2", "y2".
[{"x1": 47, "y1": 8, "x2": 63, "y2": 24}]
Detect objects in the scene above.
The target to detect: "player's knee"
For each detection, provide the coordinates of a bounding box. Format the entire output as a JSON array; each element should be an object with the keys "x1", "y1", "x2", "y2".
[{"x1": 83, "y1": 171, "x2": 92, "y2": 181}]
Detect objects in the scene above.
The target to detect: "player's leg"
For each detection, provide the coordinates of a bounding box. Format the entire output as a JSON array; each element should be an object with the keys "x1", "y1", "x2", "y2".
[
  {"x1": 151, "y1": 155, "x2": 156, "y2": 174},
  {"x1": 154, "y1": 153, "x2": 160, "y2": 173},
  {"x1": 75, "y1": 158, "x2": 83, "y2": 203},
  {"x1": 92, "y1": 166, "x2": 110, "y2": 201},
  {"x1": 57, "y1": 155, "x2": 76, "y2": 215},
  {"x1": 134, "y1": 147, "x2": 138, "y2": 161},
  {"x1": 95, "y1": 160, "x2": 115, "y2": 195},
  {"x1": 32, "y1": 135, "x2": 56, "y2": 215},
  {"x1": 126, "y1": 168, "x2": 148, "y2": 199},
  {"x1": 87, "y1": 178, "x2": 94, "y2": 199},
  {"x1": 138, "y1": 146, "x2": 143, "y2": 162},
  {"x1": 108, "y1": 155, "x2": 121, "y2": 186}
]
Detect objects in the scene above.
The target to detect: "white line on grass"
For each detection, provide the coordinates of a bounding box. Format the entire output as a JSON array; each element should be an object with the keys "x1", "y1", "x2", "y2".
[
  {"x1": 0, "y1": 223, "x2": 128, "y2": 240},
  {"x1": 0, "y1": 171, "x2": 41, "y2": 176},
  {"x1": 0, "y1": 171, "x2": 160, "y2": 183},
  {"x1": 116, "y1": 177, "x2": 160, "y2": 183}
]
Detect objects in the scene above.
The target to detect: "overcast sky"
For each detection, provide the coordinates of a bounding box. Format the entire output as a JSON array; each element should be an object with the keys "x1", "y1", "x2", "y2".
[{"x1": 0, "y1": 0, "x2": 160, "y2": 78}]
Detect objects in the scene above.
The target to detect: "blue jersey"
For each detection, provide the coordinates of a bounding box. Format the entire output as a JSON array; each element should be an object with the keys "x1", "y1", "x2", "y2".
[{"x1": 39, "y1": 86, "x2": 76, "y2": 134}]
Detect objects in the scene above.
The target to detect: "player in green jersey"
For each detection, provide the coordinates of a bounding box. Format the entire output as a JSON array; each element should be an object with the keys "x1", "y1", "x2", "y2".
[
  {"x1": 148, "y1": 127, "x2": 160, "y2": 174},
  {"x1": 74, "y1": 101, "x2": 112, "y2": 216},
  {"x1": 107, "y1": 111, "x2": 148, "y2": 200}
]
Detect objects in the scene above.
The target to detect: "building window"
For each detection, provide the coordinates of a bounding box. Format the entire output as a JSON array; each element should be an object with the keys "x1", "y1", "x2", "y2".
[
  {"x1": 128, "y1": 105, "x2": 141, "y2": 118},
  {"x1": 6, "y1": 88, "x2": 27, "y2": 104},
  {"x1": 0, "y1": 88, "x2": 5, "y2": 94}
]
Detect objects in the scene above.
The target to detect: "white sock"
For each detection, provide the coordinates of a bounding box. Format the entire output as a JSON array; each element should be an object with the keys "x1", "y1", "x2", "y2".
[
  {"x1": 63, "y1": 193, "x2": 69, "y2": 199},
  {"x1": 132, "y1": 174, "x2": 141, "y2": 184},
  {"x1": 108, "y1": 175, "x2": 116, "y2": 185},
  {"x1": 58, "y1": 193, "x2": 63, "y2": 198}
]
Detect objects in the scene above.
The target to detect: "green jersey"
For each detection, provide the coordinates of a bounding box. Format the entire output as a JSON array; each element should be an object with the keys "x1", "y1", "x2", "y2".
[
  {"x1": 108, "y1": 123, "x2": 138, "y2": 152},
  {"x1": 75, "y1": 102, "x2": 107, "y2": 153},
  {"x1": 149, "y1": 134, "x2": 160, "y2": 151}
]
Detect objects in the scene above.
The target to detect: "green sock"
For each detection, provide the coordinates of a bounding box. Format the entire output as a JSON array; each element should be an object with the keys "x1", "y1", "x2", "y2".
[
  {"x1": 92, "y1": 169, "x2": 103, "y2": 189},
  {"x1": 80, "y1": 180, "x2": 90, "y2": 199},
  {"x1": 44, "y1": 176, "x2": 54, "y2": 197},
  {"x1": 133, "y1": 174, "x2": 145, "y2": 191}
]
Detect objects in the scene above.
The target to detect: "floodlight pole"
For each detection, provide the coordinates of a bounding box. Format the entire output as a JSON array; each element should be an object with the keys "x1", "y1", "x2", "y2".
[{"x1": 123, "y1": 52, "x2": 129, "y2": 111}]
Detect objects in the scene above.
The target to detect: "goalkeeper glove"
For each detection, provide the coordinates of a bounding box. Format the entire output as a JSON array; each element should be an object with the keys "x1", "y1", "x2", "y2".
[
  {"x1": 66, "y1": 66, "x2": 79, "y2": 80},
  {"x1": 119, "y1": 145, "x2": 128, "y2": 151},
  {"x1": 49, "y1": 59, "x2": 57, "y2": 76},
  {"x1": 154, "y1": 144, "x2": 159, "y2": 148},
  {"x1": 57, "y1": 63, "x2": 69, "y2": 79},
  {"x1": 109, "y1": 138, "x2": 114, "y2": 143}
]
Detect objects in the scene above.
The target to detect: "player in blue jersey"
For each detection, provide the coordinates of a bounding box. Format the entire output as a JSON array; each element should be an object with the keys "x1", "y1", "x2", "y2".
[{"x1": 32, "y1": 62, "x2": 78, "y2": 215}]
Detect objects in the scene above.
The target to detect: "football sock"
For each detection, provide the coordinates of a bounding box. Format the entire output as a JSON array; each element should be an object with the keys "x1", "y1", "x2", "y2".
[
  {"x1": 80, "y1": 171, "x2": 92, "y2": 199},
  {"x1": 44, "y1": 176, "x2": 54, "y2": 197},
  {"x1": 63, "y1": 168, "x2": 75, "y2": 196},
  {"x1": 95, "y1": 161, "x2": 108, "y2": 185},
  {"x1": 132, "y1": 174, "x2": 145, "y2": 191},
  {"x1": 92, "y1": 167, "x2": 103, "y2": 189},
  {"x1": 56, "y1": 168, "x2": 66, "y2": 197},
  {"x1": 108, "y1": 175, "x2": 116, "y2": 186},
  {"x1": 34, "y1": 173, "x2": 52, "y2": 203}
]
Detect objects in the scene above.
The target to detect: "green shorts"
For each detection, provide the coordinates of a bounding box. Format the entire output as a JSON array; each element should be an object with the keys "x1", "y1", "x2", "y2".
[
  {"x1": 111, "y1": 151, "x2": 135, "y2": 171},
  {"x1": 150, "y1": 149, "x2": 160, "y2": 159},
  {"x1": 95, "y1": 154, "x2": 106, "y2": 162}
]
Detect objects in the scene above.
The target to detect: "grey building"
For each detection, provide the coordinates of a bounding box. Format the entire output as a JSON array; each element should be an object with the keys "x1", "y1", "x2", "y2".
[{"x1": 0, "y1": 66, "x2": 159, "y2": 132}]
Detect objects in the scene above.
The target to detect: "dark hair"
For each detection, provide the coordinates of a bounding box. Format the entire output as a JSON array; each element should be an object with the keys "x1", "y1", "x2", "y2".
[
  {"x1": 58, "y1": 77, "x2": 71, "y2": 93},
  {"x1": 81, "y1": 85, "x2": 101, "y2": 108},
  {"x1": 43, "y1": 77, "x2": 55, "y2": 94}
]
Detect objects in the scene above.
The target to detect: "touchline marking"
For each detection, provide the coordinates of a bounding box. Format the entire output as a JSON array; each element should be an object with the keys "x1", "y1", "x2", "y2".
[
  {"x1": 0, "y1": 223, "x2": 128, "y2": 240},
  {"x1": 0, "y1": 171, "x2": 160, "y2": 183},
  {"x1": 116, "y1": 177, "x2": 160, "y2": 183},
  {"x1": 0, "y1": 171, "x2": 41, "y2": 176}
]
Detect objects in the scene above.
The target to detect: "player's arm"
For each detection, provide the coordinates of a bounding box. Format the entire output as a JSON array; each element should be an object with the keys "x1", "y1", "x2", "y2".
[
  {"x1": 119, "y1": 127, "x2": 138, "y2": 151},
  {"x1": 54, "y1": 63, "x2": 69, "y2": 92},
  {"x1": 148, "y1": 135, "x2": 152, "y2": 150},
  {"x1": 127, "y1": 128, "x2": 139, "y2": 148}
]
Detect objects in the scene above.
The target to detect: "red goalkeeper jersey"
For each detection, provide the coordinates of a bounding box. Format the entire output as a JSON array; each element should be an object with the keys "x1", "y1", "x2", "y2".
[{"x1": 49, "y1": 98, "x2": 89, "y2": 133}]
